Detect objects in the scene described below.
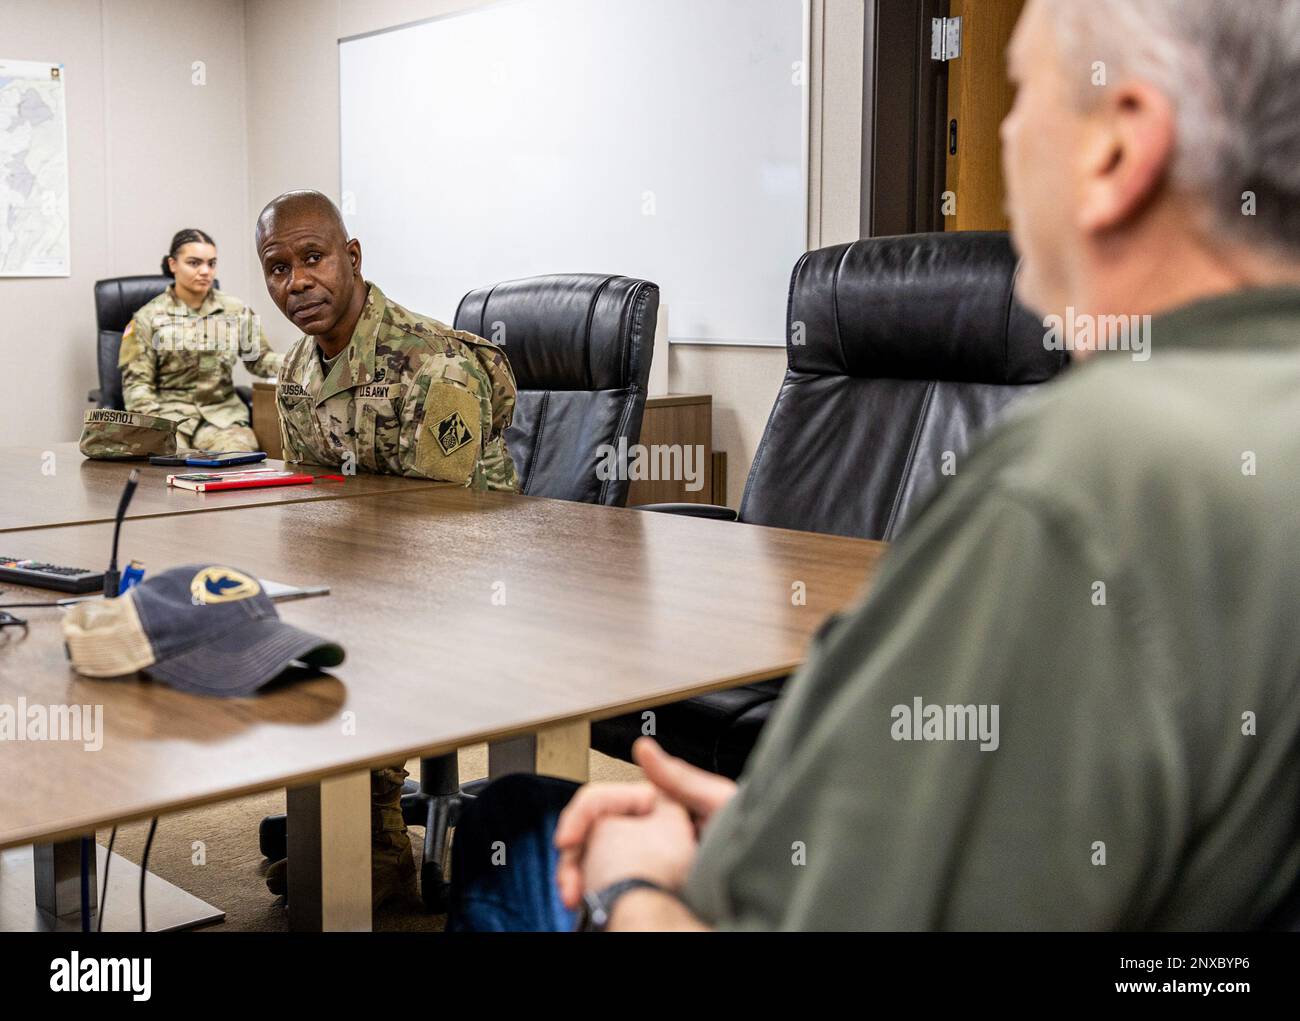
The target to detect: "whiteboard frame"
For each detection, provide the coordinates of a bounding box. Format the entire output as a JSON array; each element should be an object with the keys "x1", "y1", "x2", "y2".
[{"x1": 338, "y1": 0, "x2": 811, "y2": 349}]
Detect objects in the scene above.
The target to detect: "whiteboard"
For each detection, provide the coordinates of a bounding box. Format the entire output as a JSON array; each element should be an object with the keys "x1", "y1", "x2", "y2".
[{"x1": 339, "y1": 0, "x2": 808, "y2": 346}]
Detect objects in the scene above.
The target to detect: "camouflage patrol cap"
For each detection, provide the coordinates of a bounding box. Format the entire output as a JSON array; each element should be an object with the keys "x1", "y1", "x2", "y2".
[{"x1": 79, "y1": 409, "x2": 178, "y2": 460}]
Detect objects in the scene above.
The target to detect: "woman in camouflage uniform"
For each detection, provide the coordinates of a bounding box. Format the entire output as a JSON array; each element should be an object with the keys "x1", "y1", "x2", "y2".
[{"x1": 118, "y1": 228, "x2": 284, "y2": 452}]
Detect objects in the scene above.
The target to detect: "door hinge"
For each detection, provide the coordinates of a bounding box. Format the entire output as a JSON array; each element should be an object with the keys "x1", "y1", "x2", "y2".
[{"x1": 931, "y1": 16, "x2": 962, "y2": 62}]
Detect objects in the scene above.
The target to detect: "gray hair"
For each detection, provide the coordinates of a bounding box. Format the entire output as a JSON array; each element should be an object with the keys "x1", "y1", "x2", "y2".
[{"x1": 1045, "y1": 0, "x2": 1300, "y2": 257}]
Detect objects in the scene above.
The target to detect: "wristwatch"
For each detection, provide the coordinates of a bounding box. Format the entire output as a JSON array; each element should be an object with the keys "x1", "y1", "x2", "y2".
[{"x1": 576, "y1": 878, "x2": 672, "y2": 932}]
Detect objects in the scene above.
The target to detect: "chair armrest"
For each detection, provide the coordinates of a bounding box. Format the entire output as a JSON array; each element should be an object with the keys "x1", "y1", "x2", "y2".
[{"x1": 635, "y1": 503, "x2": 738, "y2": 522}]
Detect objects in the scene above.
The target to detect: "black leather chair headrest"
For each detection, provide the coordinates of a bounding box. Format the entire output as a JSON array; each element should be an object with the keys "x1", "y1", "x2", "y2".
[
  {"x1": 455, "y1": 274, "x2": 657, "y2": 392},
  {"x1": 94, "y1": 276, "x2": 173, "y2": 333},
  {"x1": 787, "y1": 232, "x2": 1061, "y2": 384}
]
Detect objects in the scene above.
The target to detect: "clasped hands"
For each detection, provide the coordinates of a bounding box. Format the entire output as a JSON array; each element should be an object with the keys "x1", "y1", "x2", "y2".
[{"x1": 554, "y1": 737, "x2": 737, "y2": 912}]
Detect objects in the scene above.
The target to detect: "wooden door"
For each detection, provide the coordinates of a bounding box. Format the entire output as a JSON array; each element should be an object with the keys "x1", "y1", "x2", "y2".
[{"x1": 942, "y1": 0, "x2": 1026, "y2": 231}]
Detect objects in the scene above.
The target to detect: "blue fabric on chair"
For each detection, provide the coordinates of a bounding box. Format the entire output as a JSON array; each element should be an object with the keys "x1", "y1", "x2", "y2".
[{"x1": 447, "y1": 774, "x2": 580, "y2": 932}]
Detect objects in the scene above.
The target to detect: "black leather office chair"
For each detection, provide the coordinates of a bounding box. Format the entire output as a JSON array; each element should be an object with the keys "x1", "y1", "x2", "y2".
[
  {"x1": 258, "y1": 272, "x2": 660, "y2": 910},
  {"x1": 88, "y1": 275, "x2": 171, "y2": 409},
  {"x1": 591, "y1": 231, "x2": 1067, "y2": 778},
  {"x1": 87, "y1": 274, "x2": 250, "y2": 412},
  {"x1": 455, "y1": 273, "x2": 660, "y2": 504}
]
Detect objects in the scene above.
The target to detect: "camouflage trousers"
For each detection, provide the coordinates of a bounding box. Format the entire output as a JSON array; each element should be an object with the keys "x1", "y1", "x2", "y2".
[
  {"x1": 180, "y1": 422, "x2": 261, "y2": 453},
  {"x1": 372, "y1": 765, "x2": 409, "y2": 846}
]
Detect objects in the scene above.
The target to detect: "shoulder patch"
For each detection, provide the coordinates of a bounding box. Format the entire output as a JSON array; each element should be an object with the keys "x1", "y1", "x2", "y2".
[
  {"x1": 435, "y1": 410, "x2": 473, "y2": 455},
  {"x1": 415, "y1": 382, "x2": 481, "y2": 484}
]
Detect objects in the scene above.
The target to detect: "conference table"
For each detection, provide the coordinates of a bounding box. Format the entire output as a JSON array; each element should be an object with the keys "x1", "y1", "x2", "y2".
[
  {"x1": 0, "y1": 454, "x2": 886, "y2": 931},
  {"x1": 0, "y1": 443, "x2": 438, "y2": 533}
]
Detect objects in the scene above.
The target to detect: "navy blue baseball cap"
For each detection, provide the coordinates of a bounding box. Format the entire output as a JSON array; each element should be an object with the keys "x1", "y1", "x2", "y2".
[{"x1": 63, "y1": 564, "x2": 345, "y2": 696}]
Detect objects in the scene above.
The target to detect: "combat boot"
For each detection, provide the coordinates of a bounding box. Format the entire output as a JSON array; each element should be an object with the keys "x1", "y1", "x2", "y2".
[
  {"x1": 371, "y1": 764, "x2": 417, "y2": 908},
  {"x1": 264, "y1": 765, "x2": 416, "y2": 908}
]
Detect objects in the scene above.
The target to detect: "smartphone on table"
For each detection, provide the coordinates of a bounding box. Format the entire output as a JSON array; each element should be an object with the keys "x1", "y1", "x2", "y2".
[{"x1": 185, "y1": 451, "x2": 268, "y2": 467}]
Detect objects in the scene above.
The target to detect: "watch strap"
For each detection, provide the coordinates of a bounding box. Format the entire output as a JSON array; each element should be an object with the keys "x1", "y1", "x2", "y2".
[{"x1": 579, "y1": 877, "x2": 671, "y2": 931}]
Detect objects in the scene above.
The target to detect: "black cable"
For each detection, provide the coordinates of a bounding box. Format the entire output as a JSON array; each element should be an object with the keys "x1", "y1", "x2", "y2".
[
  {"x1": 105, "y1": 469, "x2": 140, "y2": 598},
  {"x1": 0, "y1": 602, "x2": 63, "y2": 609},
  {"x1": 96, "y1": 826, "x2": 117, "y2": 932},
  {"x1": 80, "y1": 837, "x2": 92, "y2": 933},
  {"x1": 139, "y1": 817, "x2": 158, "y2": 932}
]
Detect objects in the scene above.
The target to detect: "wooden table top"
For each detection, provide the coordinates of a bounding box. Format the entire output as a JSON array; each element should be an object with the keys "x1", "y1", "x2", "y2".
[
  {"x1": 0, "y1": 490, "x2": 885, "y2": 849},
  {"x1": 0, "y1": 443, "x2": 439, "y2": 533}
]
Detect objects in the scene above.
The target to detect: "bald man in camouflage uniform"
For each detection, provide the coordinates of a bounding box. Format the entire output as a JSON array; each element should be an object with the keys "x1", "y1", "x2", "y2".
[
  {"x1": 119, "y1": 287, "x2": 283, "y2": 451},
  {"x1": 256, "y1": 190, "x2": 518, "y2": 908},
  {"x1": 275, "y1": 282, "x2": 518, "y2": 489}
]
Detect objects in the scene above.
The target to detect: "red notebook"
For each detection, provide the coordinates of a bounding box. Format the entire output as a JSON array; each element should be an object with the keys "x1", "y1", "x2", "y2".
[{"x1": 166, "y1": 469, "x2": 316, "y2": 493}]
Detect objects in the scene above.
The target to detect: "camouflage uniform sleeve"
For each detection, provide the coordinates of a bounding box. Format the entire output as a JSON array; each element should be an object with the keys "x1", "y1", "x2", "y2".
[
  {"x1": 453, "y1": 328, "x2": 517, "y2": 437},
  {"x1": 399, "y1": 357, "x2": 493, "y2": 488},
  {"x1": 243, "y1": 318, "x2": 284, "y2": 379},
  {"x1": 117, "y1": 316, "x2": 165, "y2": 417},
  {"x1": 458, "y1": 331, "x2": 520, "y2": 492}
]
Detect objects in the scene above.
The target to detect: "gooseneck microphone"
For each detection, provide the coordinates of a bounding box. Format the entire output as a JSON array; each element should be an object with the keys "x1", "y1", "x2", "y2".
[{"x1": 103, "y1": 469, "x2": 140, "y2": 598}]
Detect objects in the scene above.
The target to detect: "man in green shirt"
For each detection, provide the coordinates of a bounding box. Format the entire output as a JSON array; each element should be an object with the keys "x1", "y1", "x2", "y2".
[{"x1": 449, "y1": 0, "x2": 1300, "y2": 931}]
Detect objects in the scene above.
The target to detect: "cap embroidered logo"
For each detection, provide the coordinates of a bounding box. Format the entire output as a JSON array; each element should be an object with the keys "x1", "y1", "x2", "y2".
[{"x1": 189, "y1": 567, "x2": 261, "y2": 605}]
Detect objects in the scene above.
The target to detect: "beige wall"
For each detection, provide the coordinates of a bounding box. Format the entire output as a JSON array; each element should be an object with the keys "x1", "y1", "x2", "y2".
[
  {"x1": 245, "y1": 0, "x2": 864, "y2": 507},
  {"x1": 0, "y1": 0, "x2": 252, "y2": 447}
]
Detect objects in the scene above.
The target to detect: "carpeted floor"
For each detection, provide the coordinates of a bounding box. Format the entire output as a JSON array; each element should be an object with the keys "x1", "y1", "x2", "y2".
[{"x1": 95, "y1": 744, "x2": 642, "y2": 932}]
